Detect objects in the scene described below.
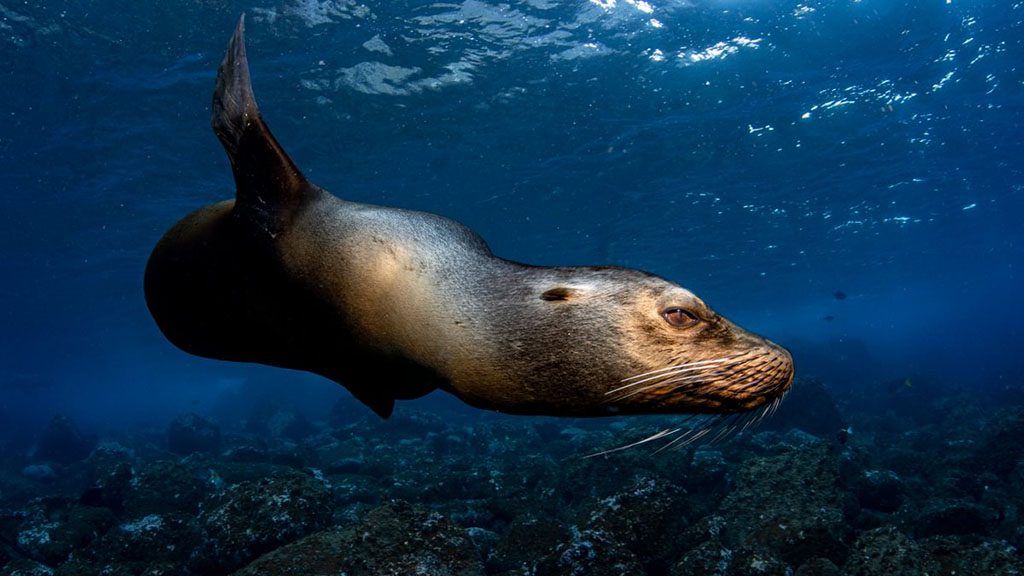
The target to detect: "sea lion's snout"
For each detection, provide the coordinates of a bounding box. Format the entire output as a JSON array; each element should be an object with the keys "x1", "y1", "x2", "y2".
[
  {"x1": 747, "y1": 339, "x2": 795, "y2": 403},
  {"x1": 690, "y1": 332, "x2": 794, "y2": 412},
  {"x1": 699, "y1": 318, "x2": 795, "y2": 410},
  {"x1": 607, "y1": 291, "x2": 795, "y2": 416}
]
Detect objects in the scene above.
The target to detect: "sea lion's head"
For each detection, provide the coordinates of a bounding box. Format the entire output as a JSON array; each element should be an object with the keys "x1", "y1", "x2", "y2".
[
  {"x1": 471, "y1": 267, "x2": 794, "y2": 418},
  {"x1": 608, "y1": 272, "x2": 794, "y2": 415}
]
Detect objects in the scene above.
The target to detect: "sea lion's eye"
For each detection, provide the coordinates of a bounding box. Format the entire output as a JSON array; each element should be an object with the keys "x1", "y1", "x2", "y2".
[{"x1": 662, "y1": 307, "x2": 698, "y2": 328}]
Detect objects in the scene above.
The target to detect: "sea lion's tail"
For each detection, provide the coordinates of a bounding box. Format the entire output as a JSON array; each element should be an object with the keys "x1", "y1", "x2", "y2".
[{"x1": 212, "y1": 15, "x2": 308, "y2": 232}]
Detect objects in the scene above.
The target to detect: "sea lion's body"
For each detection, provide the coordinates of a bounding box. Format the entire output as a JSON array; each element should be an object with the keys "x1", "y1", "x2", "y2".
[{"x1": 145, "y1": 17, "x2": 794, "y2": 419}]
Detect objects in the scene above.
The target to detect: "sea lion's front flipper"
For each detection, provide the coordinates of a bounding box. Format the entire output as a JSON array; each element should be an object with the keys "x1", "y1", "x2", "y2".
[
  {"x1": 352, "y1": 390, "x2": 395, "y2": 419},
  {"x1": 213, "y1": 15, "x2": 308, "y2": 233}
]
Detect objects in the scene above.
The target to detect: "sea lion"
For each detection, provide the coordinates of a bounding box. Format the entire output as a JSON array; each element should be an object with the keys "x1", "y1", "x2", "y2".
[{"x1": 144, "y1": 16, "x2": 794, "y2": 419}]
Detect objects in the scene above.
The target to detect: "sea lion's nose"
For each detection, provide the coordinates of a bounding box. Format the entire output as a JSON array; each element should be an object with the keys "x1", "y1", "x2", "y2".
[{"x1": 770, "y1": 343, "x2": 795, "y2": 391}]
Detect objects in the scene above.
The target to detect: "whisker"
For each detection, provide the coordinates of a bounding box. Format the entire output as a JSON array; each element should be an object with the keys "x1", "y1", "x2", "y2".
[
  {"x1": 743, "y1": 403, "x2": 772, "y2": 431},
  {"x1": 618, "y1": 354, "x2": 746, "y2": 383},
  {"x1": 707, "y1": 414, "x2": 745, "y2": 445},
  {"x1": 654, "y1": 420, "x2": 717, "y2": 453},
  {"x1": 716, "y1": 361, "x2": 776, "y2": 395},
  {"x1": 659, "y1": 356, "x2": 763, "y2": 396},
  {"x1": 612, "y1": 354, "x2": 764, "y2": 402},
  {"x1": 606, "y1": 358, "x2": 734, "y2": 395},
  {"x1": 588, "y1": 350, "x2": 792, "y2": 458},
  {"x1": 608, "y1": 372, "x2": 709, "y2": 402},
  {"x1": 583, "y1": 427, "x2": 681, "y2": 459}
]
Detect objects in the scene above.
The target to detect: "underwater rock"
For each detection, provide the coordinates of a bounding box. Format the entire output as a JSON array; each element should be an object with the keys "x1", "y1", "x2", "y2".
[
  {"x1": 231, "y1": 500, "x2": 483, "y2": 576},
  {"x1": 671, "y1": 533, "x2": 789, "y2": 575},
  {"x1": 106, "y1": 513, "x2": 199, "y2": 564},
  {"x1": 327, "y1": 473, "x2": 380, "y2": 509},
  {"x1": 190, "y1": 472, "x2": 332, "y2": 574},
  {"x1": 78, "y1": 461, "x2": 132, "y2": 514},
  {"x1": 677, "y1": 450, "x2": 732, "y2": 517},
  {"x1": 265, "y1": 409, "x2": 317, "y2": 441},
  {"x1": 747, "y1": 428, "x2": 823, "y2": 454},
  {"x1": 307, "y1": 429, "x2": 365, "y2": 472},
  {"x1": 944, "y1": 467, "x2": 1002, "y2": 503},
  {"x1": 717, "y1": 442, "x2": 851, "y2": 566},
  {"x1": 210, "y1": 458, "x2": 305, "y2": 487},
  {"x1": 675, "y1": 514, "x2": 729, "y2": 558},
  {"x1": 919, "y1": 536, "x2": 1024, "y2": 574},
  {"x1": 372, "y1": 411, "x2": 450, "y2": 439},
  {"x1": 912, "y1": 498, "x2": 998, "y2": 538},
  {"x1": 581, "y1": 476, "x2": 691, "y2": 573},
  {"x1": 551, "y1": 450, "x2": 657, "y2": 511},
  {"x1": 327, "y1": 396, "x2": 367, "y2": 426},
  {"x1": 13, "y1": 498, "x2": 114, "y2": 566},
  {"x1": 794, "y1": 557, "x2": 843, "y2": 576},
  {"x1": 52, "y1": 513, "x2": 199, "y2": 576},
  {"x1": 875, "y1": 445, "x2": 934, "y2": 478},
  {"x1": 671, "y1": 540, "x2": 734, "y2": 576},
  {"x1": 122, "y1": 460, "x2": 209, "y2": 518},
  {"x1": 323, "y1": 456, "x2": 363, "y2": 475},
  {"x1": 0, "y1": 468, "x2": 45, "y2": 511},
  {"x1": 481, "y1": 453, "x2": 561, "y2": 523},
  {"x1": 33, "y1": 416, "x2": 96, "y2": 466},
  {"x1": 53, "y1": 558, "x2": 183, "y2": 576},
  {"x1": 533, "y1": 527, "x2": 643, "y2": 576},
  {"x1": 727, "y1": 545, "x2": 790, "y2": 576},
  {"x1": 836, "y1": 446, "x2": 870, "y2": 487},
  {"x1": 970, "y1": 407, "x2": 1024, "y2": 478},
  {"x1": 20, "y1": 465, "x2": 57, "y2": 482},
  {"x1": 843, "y1": 526, "x2": 938, "y2": 576},
  {"x1": 220, "y1": 444, "x2": 311, "y2": 474},
  {"x1": 387, "y1": 460, "x2": 496, "y2": 504},
  {"x1": 465, "y1": 420, "x2": 546, "y2": 462},
  {"x1": 7, "y1": 387, "x2": 1023, "y2": 576},
  {"x1": 83, "y1": 443, "x2": 134, "y2": 484},
  {"x1": 465, "y1": 526, "x2": 499, "y2": 562},
  {"x1": 221, "y1": 438, "x2": 271, "y2": 464},
  {"x1": 240, "y1": 403, "x2": 321, "y2": 443},
  {"x1": 488, "y1": 515, "x2": 569, "y2": 573},
  {"x1": 2, "y1": 558, "x2": 55, "y2": 575},
  {"x1": 850, "y1": 469, "x2": 904, "y2": 513},
  {"x1": 78, "y1": 444, "x2": 136, "y2": 514},
  {"x1": 166, "y1": 413, "x2": 222, "y2": 456}
]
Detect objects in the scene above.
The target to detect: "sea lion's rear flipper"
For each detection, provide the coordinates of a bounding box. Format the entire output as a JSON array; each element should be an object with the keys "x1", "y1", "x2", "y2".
[{"x1": 213, "y1": 15, "x2": 307, "y2": 232}]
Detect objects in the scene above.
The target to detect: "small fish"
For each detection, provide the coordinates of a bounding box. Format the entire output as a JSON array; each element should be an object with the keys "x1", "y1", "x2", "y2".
[
  {"x1": 836, "y1": 426, "x2": 854, "y2": 445},
  {"x1": 833, "y1": 290, "x2": 847, "y2": 301},
  {"x1": 822, "y1": 315, "x2": 835, "y2": 322},
  {"x1": 884, "y1": 378, "x2": 914, "y2": 394}
]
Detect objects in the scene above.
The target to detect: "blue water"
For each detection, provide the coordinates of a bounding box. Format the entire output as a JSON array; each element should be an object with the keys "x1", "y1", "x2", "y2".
[{"x1": 1, "y1": 0, "x2": 1021, "y2": 435}]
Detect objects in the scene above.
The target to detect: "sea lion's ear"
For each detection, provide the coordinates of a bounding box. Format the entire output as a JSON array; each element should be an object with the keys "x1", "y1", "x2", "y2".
[{"x1": 212, "y1": 15, "x2": 309, "y2": 233}]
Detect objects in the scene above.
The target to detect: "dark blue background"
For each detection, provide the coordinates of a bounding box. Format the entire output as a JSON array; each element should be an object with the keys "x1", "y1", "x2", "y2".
[{"x1": 1, "y1": 0, "x2": 1021, "y2": 437}]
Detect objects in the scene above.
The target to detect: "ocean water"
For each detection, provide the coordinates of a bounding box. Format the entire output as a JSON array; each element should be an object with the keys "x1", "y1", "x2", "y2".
[{"x1": 1, "y1": 1, "x2": 1023, "y2": 574}]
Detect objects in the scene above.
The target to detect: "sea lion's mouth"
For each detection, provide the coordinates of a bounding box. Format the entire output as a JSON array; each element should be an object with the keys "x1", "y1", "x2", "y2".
[
  {"x1": 607, "y1": 345, "x2": 794, "y2": 413},
  {"x1": 588, "y1": 346, "x2": 794, "y2": 457}
]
